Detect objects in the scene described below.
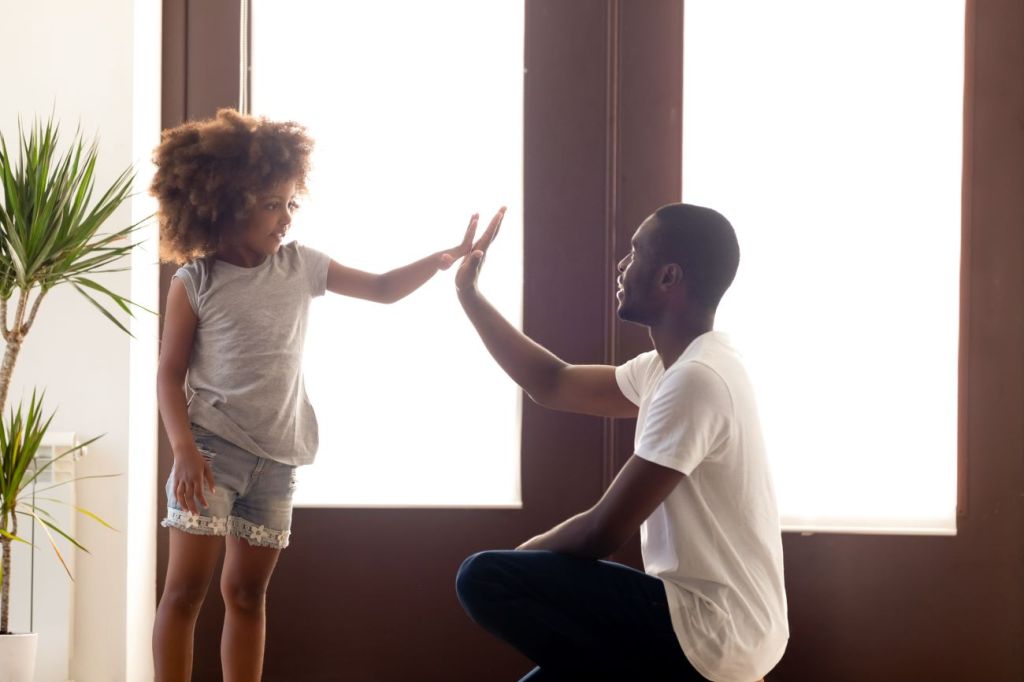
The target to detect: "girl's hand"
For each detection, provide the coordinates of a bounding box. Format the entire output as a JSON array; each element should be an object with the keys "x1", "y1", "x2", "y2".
[
  {"x1": 436, "y1": 214, "x2": 481, "y2": 270},
  {"x1": 455, "y1": 207, "x2": 506, "y2": 294},
  {"x1": 171, "y1": 447, "x2": 216, "y2": 515}
]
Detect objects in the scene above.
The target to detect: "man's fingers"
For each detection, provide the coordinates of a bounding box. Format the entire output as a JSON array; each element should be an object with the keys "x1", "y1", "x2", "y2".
[
  {"x1": 456, "y1": 251, "x2": 484, "y2": 286},
  {"x1": 471, "y1": 207, "x2": 506, "y2": 253},
  {"x1": 489, "y1": 216, "x2": 503, "y2": 246},
  {"x1": 481, "y1": 207, "x2": 506, "y2": 250}
]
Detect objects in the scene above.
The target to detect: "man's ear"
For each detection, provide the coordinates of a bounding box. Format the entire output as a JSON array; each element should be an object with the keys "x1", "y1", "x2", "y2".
[{"x1": 659, "y1": 263, "x2": 683, "y2": 290}]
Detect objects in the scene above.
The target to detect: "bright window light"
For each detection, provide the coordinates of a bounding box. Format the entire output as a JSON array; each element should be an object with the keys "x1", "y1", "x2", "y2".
[
  {"x1": 251, "y1": 1, "x2": 524, "y2": 507},
  {"x1": 683, "y1": 1, "x2": 964, "y2": 534}
]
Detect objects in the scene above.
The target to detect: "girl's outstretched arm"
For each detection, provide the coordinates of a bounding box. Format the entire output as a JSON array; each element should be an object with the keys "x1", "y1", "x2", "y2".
[{"x1": 325, "y1": 214, "x2": 479, "y2": 303}]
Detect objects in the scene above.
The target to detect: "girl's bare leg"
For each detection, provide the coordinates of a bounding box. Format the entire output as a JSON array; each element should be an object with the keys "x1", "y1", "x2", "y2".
[
  {"x1": 154, "y1": 529, "x2": 224, "y2": 682},
  {"x1": 220, "y1": 534, "x2": 282, "y2": 682}
]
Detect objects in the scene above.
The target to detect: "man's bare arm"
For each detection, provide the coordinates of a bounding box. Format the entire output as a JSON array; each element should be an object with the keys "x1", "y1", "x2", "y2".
[
  {"x1": 456, "y1": 209, "x2": 637, "y2": 419},
  {"x1": 517, "y1": 455, "x2": 684, "y2": 557}
]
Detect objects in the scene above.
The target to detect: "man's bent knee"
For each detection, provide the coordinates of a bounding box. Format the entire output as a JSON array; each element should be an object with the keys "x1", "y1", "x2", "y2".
[
  {"x1": 456, "y1": 551, "x2": 496, "y2": 604},
  {"x1": 457, "y1": 550, "x2": 526, "y2": 612}
]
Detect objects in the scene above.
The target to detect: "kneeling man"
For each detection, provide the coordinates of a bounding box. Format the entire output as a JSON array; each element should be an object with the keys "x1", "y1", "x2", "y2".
[{"x1": 454, "y1": 204, "x2": 788, "y2": 682}]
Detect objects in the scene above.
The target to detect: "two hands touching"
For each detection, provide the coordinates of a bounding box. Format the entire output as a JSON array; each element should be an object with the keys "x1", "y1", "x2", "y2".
[{"x1": 438, "y1": 207, "x2": 507, "y2": 293}]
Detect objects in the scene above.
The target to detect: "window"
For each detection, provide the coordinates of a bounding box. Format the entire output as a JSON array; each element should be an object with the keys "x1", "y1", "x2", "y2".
[
  {"x1": 251, "y1": 1, "x2": 525, "y2": 506},
  {"x1": 682, "y1": 1, "x2": 965, "y2": 533}
]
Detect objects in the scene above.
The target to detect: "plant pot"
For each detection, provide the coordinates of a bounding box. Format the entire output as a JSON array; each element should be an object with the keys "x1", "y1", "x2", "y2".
[{"x1": 0, "y1": 632, "x2": 38, "y2": 682}]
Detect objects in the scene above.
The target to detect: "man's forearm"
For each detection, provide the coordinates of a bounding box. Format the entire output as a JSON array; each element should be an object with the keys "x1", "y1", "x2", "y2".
[
  {"x1": 458, "y1": 288, "x2": 566, "y2": 402},
  {"x1": 517, "y1": 511, "x2": 613, "y2": 559}
]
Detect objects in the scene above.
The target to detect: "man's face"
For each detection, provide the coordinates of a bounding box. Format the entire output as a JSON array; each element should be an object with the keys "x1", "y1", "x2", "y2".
[{"x1": 615, "y1": 217, "x2": 661, "y2": 324}]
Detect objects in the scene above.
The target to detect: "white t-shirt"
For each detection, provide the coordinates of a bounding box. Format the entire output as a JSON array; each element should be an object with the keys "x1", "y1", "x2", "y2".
[{"x1": 615, "y1": 331, "x2": 788, "y2": 682}]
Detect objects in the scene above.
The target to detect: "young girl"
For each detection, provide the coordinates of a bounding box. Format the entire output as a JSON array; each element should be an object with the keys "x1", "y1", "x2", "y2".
[{"x1": 150, "y1": 109, "x2": 478, "y2": 681}]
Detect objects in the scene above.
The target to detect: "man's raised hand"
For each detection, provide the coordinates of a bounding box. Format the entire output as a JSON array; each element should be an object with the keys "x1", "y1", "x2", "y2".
[
  {"x1": 455, "y1": 207, "x2": 506, "y2": 295},
  {"x1": 437, "y1": 213, "x2": 481, "y2": 270}
]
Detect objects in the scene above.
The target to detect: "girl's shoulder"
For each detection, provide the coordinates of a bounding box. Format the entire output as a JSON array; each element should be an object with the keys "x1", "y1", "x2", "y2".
[
  {"x1": 278, "y1": 241, "x2": 331, "y2": 297},
  {"x1": 175, "y1": 253, "x2": 212, "y2": 276},
  {"x1": 277, "y1": 240, "x2": 330, "y2": 273},
  {"x1": 174, "y1": 254, "x2": 214, "y2": 285},
  {"x1": 279, "y1": 240, "x2": 327, "y2": 260},
  {"x1": 172, "y1": 255, "x2": 215, "y2": 310}
]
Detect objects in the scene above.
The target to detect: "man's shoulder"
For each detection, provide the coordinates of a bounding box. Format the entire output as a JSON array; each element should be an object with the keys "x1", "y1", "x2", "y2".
[
  {"x1": 664, "y1": 360, "x2": 732, "y2": 402},
  {"x1": 622, "y1": 349, "x2": 662, "y2": 381},
  {"x1": 628, "y1": 348, "x2": 660, "y2": 367}
]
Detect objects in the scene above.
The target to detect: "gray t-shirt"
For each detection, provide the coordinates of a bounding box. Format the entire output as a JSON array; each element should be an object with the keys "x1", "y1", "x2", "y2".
[{"x1": 174, "y1": 241, "x2": 332, "y2": 466}]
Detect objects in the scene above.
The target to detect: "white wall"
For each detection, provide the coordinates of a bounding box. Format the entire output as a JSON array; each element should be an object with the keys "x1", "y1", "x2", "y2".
[{"x1": 0, "y1": 1, "x2": 160, "y2": 680}]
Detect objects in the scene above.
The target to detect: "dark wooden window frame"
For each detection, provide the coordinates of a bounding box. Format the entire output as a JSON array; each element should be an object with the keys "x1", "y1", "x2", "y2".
[{"x1": 158, "y1": 1, "x2": 1023, "y2": 679}]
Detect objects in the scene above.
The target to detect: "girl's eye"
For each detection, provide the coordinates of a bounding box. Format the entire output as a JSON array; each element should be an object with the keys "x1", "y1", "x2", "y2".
[
  {"x1": 265, "y1": 202, "x2": 280, "y2": 211},
  {"x1": 288, "y1": 201, "x2": 301, "y2": 211}
]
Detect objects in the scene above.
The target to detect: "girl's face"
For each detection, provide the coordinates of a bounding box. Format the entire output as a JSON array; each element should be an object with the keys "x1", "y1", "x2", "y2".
[{"x1": 224, "y1": 178, "x2": 301, "y2": 264}]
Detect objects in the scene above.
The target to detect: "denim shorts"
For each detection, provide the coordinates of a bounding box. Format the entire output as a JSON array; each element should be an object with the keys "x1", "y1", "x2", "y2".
[{"x1": 161, "y1": 424, "x2": 296, "y2": 549}]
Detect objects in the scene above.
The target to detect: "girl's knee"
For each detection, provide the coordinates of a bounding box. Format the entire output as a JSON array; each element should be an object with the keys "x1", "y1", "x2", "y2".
[
  {"x1": 160, "y1": 580, "x2": 210, "y2": 616},
  {"x1": 221, "y1": 579, "x2": 268, "y2": 614}
]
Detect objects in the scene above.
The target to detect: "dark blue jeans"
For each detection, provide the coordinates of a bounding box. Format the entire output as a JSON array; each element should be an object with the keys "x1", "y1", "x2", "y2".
[{"x1": 456, "y1": 550, "x2": 705, "y2": 681}]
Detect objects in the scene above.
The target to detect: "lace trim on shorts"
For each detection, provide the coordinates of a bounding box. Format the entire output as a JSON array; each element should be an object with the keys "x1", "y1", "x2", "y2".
[
  {"x1": 229, "y1": 516, "x2": 290, "y2": 549},
  {"x1": 161, "y1": 508, "x2": 228, "y2": 535}
]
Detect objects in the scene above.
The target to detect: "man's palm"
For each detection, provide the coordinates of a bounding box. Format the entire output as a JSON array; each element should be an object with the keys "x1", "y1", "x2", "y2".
[{"x1": 455, "y1": 207, "x2": 505, "y2": 293}]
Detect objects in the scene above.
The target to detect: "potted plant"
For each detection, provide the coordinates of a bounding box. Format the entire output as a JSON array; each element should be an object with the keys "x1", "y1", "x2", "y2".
[{"x1": 0, "y1": 116, "x2": 143, "y2": 680}]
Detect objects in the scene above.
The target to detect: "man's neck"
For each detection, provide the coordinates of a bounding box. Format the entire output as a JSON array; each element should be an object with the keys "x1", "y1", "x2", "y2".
[{"x1": 649, "y1": 314, "x2": 714, "y2": 369}]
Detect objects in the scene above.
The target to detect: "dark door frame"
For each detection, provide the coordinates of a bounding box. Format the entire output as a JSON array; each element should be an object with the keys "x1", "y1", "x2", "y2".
[{"x1": 158, "y1": 1, "x2": 1024, "y2": 680}]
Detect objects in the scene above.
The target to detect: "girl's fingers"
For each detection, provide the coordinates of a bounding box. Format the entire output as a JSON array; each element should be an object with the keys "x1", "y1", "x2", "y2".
[
  {"x1": 176, "y1": 476, "x2": 209, "y2": 514},
  {"x1": 463, "y1": 214, "x2": 479, "y2": 247},
  {"x1": 185, "y1": 482, "x2": 197, "y2": 514},
  {"x1": 175, "y1": 480, "x2": 188, "y2": 513},
  {"x1": 205, "y1": 464, "x2": 217, "y2": 494}
]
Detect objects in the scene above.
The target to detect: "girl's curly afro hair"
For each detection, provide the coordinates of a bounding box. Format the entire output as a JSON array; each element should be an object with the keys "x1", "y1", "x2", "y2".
[{"x1": 151, "y1": 109, "x2": 314, "y2": 264}]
